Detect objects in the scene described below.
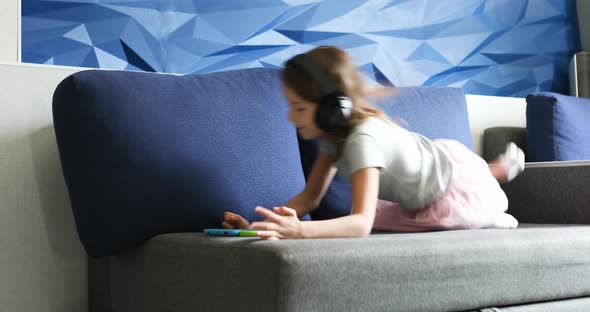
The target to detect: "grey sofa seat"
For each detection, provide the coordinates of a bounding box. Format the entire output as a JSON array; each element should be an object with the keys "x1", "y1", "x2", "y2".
[
  {"x1": 91, "y1": 224, "x2": 590, "y2": 312},
  {"x1": 90, "y1": 160, "x2": 590, "y2": 312},
  {"x1": 89, "y1": 127, "x2": 590, "y2": 312}
]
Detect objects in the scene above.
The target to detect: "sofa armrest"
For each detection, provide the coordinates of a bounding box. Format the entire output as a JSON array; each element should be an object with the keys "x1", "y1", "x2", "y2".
[
  {"x1": 501, "y1": 161, "x2": 590, "y2": 224},
  {"x1": 482, "y1": 126, "x2": 527, "y2": 162}
]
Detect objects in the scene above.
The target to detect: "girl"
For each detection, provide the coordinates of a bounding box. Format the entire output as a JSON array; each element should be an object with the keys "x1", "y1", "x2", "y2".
[{"x1": 223, "y1": 46, "x2": 523, "y2": 240}]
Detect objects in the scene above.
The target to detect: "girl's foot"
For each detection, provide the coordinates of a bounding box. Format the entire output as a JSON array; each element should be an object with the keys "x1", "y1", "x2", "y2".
[{"x1": 491, "y1": 142, "x2": 525, "y2": 182}]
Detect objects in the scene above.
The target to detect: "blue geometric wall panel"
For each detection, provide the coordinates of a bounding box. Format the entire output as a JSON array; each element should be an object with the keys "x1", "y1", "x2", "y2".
[{"x1": 22, "y1": 0, "x2": 581, "y2": 97}]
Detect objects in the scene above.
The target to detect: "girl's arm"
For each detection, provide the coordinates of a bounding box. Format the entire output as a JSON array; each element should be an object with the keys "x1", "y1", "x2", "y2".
[
  {"x1": 252, "y1": 167, "x2": 380, "y2": 239},
  {"x1": 286, "y1": 152, "x2": 338, "y2": 217},
  {"x1": 222, "y1": 152, "x2": 337, "y2": 229},
  {"x1": 299, "y1": 167, "x2": 380, "y2": 238}
]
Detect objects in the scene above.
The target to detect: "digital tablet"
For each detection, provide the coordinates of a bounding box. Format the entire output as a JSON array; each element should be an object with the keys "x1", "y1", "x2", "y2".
[{"x1": 204, "y1": 228, "x2": 258, "y2": 237}]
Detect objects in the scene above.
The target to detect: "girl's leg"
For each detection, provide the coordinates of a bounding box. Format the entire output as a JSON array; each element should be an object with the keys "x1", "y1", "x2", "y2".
[{"x1": 488, "y1": 142, "x2": 525, "y2": 183}]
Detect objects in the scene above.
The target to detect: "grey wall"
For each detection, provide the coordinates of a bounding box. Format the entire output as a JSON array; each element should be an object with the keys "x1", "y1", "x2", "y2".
[
  {"x1": 1, "y1": 2, "x2": 88, "y2": 311},
  {"x1": 0, "y1": 0, "x2": 18, "y2": 62},
  {"x1": 579, "y1": 0, "x2": 590, "y2": 51},
  {"x1": 0, "y1": 63, "x2": 87, "y2": 312}
]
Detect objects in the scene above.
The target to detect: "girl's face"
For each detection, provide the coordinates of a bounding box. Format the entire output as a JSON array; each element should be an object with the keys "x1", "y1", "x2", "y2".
[{"x1": 283, "y1": 84, "x2": 323, "y2": 140}]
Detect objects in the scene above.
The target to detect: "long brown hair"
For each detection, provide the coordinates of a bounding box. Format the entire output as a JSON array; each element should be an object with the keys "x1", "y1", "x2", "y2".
[{"x1": 281, "y1": 46, "x2": 392, "y2": 131}]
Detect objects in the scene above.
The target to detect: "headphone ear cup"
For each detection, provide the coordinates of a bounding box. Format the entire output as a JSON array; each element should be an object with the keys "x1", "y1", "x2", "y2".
[
  {"x1": 315, "y1": 95, "x2": 351, "y2": 132},
  {"x1": 314, "y1": 97, "x2": 332, "y2": 132}
]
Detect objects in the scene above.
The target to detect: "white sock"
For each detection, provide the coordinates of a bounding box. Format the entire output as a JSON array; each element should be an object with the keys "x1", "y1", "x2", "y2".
[{"x1": 499, "y1": 142, "x2": 525, "y2": 181}]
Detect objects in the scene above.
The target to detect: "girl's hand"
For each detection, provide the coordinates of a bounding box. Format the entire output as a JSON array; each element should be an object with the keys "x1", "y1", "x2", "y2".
[
  {"x1": 251, "y1": 206, "x2": 303, "y2": 240},
  {"x1": 222, "y1": 212, "x2": 251, "y2": 229}
]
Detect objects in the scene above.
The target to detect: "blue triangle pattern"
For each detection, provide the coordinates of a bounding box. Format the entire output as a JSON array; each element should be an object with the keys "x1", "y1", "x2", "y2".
[
  {"x1": 407, "y1": 43, "x2": 449, "y2": 64},
  {"x1": 210, "y1": 45, "x2": 292, "y2": 56},
  {"x1": 276, "y1": 30, "x2": 348, "y2": 44},
  {"x1": 22, "y1": 0, "x2": 581, "y2": 97}
]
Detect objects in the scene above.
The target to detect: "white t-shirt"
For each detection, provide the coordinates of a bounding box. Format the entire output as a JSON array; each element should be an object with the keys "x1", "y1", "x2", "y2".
[{"x1": 319, "y1": 117, "x2": 454, "y2": 209}]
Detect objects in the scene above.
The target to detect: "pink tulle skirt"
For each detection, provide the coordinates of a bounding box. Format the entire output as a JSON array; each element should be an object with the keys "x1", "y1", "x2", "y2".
[{"x1": 372, "y1": 139, "x2": 518, "y2": 232}]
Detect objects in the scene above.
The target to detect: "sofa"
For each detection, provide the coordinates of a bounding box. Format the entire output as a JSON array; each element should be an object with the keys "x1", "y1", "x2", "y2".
[{"x1": 51, "y1": 68, "x2": 590, "y2": 312}]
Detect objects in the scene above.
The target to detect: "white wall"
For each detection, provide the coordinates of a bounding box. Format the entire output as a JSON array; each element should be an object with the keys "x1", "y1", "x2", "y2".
[
  {"x1": 579, "y1": 0, "x2": 590, "y2": 51},
  {"x1": 0, "y1": 63, "x2": 87, "y2": 312},
  {"x1": 465, "y1": 94, "x2": 527, "y2": 155},
  {"x1": 0, "y1": 0, "x2": 19, "y2": 62}
]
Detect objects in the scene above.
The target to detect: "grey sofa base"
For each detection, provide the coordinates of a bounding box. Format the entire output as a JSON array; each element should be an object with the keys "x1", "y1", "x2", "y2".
[
  {"x1": 90, "y1": 224, "x2": 590, "y2": 312},
  {"x1": 479, "y1": 296, "x2": 590, "y2": 312}
]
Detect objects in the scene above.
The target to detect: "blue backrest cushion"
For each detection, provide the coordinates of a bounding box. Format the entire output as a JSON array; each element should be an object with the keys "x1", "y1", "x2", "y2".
[
  {"x1": 374, "y1": 87, "x2": 473, "y2": 147},
  {"x1": 302, "y1": 86, "x2": 472, "y2": 220},
  {"x1": 53, "y1": 68, "x2": 306, "y2": 257},
  {"x1": 526, "y1": 92, "x2": 590, "y2": 161}
]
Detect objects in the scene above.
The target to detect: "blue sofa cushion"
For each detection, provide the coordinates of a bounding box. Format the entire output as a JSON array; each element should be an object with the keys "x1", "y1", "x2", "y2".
[
  {"x1": 526, "y1": 92, "x2": 590, "y2": 162},
  {"x1": 53, "y1": 68, "x2": 306, "y2": 257},
  {"x1": 301, "y1": 86, "x2": 473, "y2": 220}
]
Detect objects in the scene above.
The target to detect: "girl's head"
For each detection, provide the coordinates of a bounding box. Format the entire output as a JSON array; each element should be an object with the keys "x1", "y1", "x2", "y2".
[{"x1": 282, "y1": 46, "x2": 389, "y2": 140}]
